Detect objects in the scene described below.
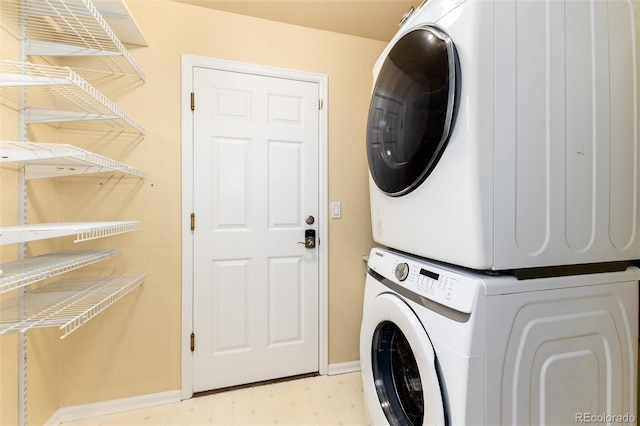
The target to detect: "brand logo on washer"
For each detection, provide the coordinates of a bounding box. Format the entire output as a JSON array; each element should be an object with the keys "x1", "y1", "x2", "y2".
[{"x1": 375, "y1": 251, "x2": 384, "y2": 257}]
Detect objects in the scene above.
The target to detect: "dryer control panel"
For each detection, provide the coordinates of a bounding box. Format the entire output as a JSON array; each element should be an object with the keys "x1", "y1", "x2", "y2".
[{"x1": 368, "y1": 248, "x2": 479, "y2": 313}]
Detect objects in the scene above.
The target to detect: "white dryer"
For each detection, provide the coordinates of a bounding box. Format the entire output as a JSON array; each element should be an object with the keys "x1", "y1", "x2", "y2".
[
  {"x1": 360, "y1": 248, "x2": 639, "y2": 425},
  {"x1": 367, "y1": 0, "x2": 640, "y2": 272}
]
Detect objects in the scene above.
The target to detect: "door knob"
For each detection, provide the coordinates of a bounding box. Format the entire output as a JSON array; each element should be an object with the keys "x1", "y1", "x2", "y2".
[{"x1": 297, "y1": 229, "x2": 316, "y2": 249}]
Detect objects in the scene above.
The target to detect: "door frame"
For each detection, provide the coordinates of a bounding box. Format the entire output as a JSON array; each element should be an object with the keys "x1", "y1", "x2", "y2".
[{"x1": 180, "y1": 54, "x2": 329, "y2": 399}]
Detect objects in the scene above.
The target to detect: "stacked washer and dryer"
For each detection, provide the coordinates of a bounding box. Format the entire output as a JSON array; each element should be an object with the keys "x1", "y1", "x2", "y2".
[{"x1": 360, "y1": 0, "x2": 640, "y2": 425}]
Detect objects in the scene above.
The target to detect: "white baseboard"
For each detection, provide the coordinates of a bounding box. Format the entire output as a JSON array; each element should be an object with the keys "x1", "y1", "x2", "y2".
[
  {"x1": 46, "y1": 390, "x2": 182, "y2": 425},
  {"x1": 327, "y1": 360, "x2": 361, "y2": 375}
]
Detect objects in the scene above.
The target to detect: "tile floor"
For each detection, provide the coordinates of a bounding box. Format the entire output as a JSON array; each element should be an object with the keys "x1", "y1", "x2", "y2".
[{"x1": 62, "y1": 372, "x2": 366, "y2": 425}]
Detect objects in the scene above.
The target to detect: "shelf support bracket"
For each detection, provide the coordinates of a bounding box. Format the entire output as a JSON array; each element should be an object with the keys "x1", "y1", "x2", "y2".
[
  {"x1": 18, "y1": 331, "x2": 27, "y2": 426},
  {"x1": 18, "y1": 2, "x2": 29, "y2": 424}
]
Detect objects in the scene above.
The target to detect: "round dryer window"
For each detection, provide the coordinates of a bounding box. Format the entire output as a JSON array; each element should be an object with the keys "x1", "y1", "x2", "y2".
[{"x1": 367, "y1": 26, "x2": 458, "y2": 196}]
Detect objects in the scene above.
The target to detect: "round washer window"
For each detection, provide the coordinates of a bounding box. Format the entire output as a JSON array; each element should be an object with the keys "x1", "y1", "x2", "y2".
[
  {"x1": 372, "y1": 321, "x2": 424, "y2": 426},
  {"x1": 367, "y1": 26, "x2": 458, "y2": 196}
]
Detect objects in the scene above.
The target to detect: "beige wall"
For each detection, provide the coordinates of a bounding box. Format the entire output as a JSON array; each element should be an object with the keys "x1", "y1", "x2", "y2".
[{"x1": 1, "y1": 0, "x2": 383, "y2": 422}]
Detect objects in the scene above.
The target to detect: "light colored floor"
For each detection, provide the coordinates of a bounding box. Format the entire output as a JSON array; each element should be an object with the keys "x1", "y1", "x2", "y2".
[{"x1": 63, "y1": 372, "x2": 366, "y2": 426}]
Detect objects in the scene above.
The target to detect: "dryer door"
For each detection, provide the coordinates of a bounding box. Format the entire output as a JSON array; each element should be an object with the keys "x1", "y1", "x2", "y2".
[
  {"x1": 367, "y1": 26, "x2": 458, "y2": 196},
  {"x1": 361, "y1": 292, "x2": 446, "y2": 426}
]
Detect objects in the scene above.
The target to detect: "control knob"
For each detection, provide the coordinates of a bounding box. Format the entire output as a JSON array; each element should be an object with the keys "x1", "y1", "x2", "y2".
[{"x1": 395, "y1": 263, "x2": 410, "y2": 281}]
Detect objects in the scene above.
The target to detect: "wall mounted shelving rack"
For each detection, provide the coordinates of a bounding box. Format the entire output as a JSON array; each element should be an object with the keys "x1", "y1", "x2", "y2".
[
  {"x1": 0, "y1": 0, "x2": 147, "y2": 424},
  {"x1": 0, "y1": 249, "x2": 122, "y2": 294},
  {"x1": 0, "y1": 0, "x2": 146, "y2": 79},
  {"x1": 0, "y1": 141, "x2": 145, "y2": 178},
  {"x1": 0, "y1": 221, "x2": 141, "y2": 245},
  {"x1": 0, "y1": 274, "x2": 146, "y2": 338},
  {"x1": 0, "y1": 60, "x2": 145, "y2": 133}
]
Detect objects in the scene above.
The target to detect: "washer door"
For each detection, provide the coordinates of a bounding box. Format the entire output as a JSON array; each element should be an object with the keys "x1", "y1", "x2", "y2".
[
  {"x1": 361, "y1": 292, "x2": 446, "y2": 426},
  {"x1": 367, "y1": 26, "x2": 458, "y2": 196}
]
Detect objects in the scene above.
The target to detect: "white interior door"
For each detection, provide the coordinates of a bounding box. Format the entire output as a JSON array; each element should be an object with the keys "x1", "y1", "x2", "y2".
[{"x1": 192, "y1": 67, "x2": 320, "y2": 392}]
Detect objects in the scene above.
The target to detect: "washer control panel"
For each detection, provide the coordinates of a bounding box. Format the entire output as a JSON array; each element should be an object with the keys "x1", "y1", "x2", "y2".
[{"x1": 368, "y1": 248, "x2": 479, "y2": 314}]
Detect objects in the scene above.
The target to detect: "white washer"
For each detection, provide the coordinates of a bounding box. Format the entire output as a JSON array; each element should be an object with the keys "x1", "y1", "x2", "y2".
[
  {"x1": 360, "y1": 248, "x2": 639, "y2": 425},
  {"x1": 367, "y1": 0, "x2": 640, "y2": 271}
]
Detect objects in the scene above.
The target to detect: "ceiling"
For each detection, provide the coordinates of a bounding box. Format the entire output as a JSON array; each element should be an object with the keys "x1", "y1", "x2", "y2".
[{"x1": 173, "y1": 0, "x2": 424, "y2": 41}]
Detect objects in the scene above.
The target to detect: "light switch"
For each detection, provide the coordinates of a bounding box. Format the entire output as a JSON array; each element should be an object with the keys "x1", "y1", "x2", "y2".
[{"x1": 331, "y1": 202, "x2": 342, "y2": 219}]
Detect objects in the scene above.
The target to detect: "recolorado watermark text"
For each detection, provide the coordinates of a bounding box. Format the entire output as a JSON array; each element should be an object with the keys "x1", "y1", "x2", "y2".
[{"x1": 575, "y1": 413, "x2": 636, "y2": 423}]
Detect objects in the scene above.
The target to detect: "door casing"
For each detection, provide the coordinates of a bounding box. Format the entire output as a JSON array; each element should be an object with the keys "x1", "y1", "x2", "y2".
[{"x1": 181, "y1": 54, "x2": 329, "y2": 399}]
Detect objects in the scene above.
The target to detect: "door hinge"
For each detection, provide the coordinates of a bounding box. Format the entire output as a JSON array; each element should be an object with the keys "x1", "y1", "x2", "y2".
[
  {"x1": 191, "y1": 92, "x2": 195, "y2": 111},
  {"x1": 190, "y1": 332, "x2": 195, "y2": 352},
  {"x1": 318, "y1": 99, "x2": 324, "y2": 110},
  {"x1": 190, "y1": 213, "x2": 195, "y2": 231}
]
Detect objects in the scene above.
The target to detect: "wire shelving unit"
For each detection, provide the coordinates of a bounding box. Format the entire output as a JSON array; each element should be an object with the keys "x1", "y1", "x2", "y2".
[
  {"x1": 0, "y1": 249, "x2": 122, "y2": 294},
  {"x1": 0, "y1": 221, "x2": 141, "y2": 245},
  {"x1": 0, "y1": 274, "x2": 145, "y2": 338},
  {"x1": 0, "y1": 60, "x2": 145, "y2": 134},
  {"x1": 0, "y1": 0, "x2": 146, "y2": 79},
  {"x1": 0, "y1": 141, "x2": 145, "y2": 179},
  {"x1": 1, "y1": 0, "x2": 147, "y2": 423}
]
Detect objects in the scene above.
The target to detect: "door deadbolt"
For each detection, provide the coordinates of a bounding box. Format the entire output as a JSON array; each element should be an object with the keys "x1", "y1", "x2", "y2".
[{"x1": 306, "y1": 215, "x2": 315, "y2": 225}]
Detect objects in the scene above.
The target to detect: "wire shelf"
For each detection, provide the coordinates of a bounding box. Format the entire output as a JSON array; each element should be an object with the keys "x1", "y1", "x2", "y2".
[
  {"x1": 0, "y1": 221, "x2": 140, "y2": 245},
  {"x1": 0, "y1": 0, "x2": 146, "y2": 79},
  {"x1": 0, "y1": 60, "x2": 145, "y2": 134},
  {"x1": 0, "y1": 249, "x2": 121, "y2": 294},
  {"x1": 0, "y1": 141, "x2": 145, "y2": 179},
  {"x1": 0, "y1": 274, "x2": 145, "y2": 338}
]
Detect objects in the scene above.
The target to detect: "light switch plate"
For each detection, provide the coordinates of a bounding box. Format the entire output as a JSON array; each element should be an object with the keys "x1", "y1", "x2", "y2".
[{"x1": 331, "y1": 202, "x2": 341, "y2": 219}]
